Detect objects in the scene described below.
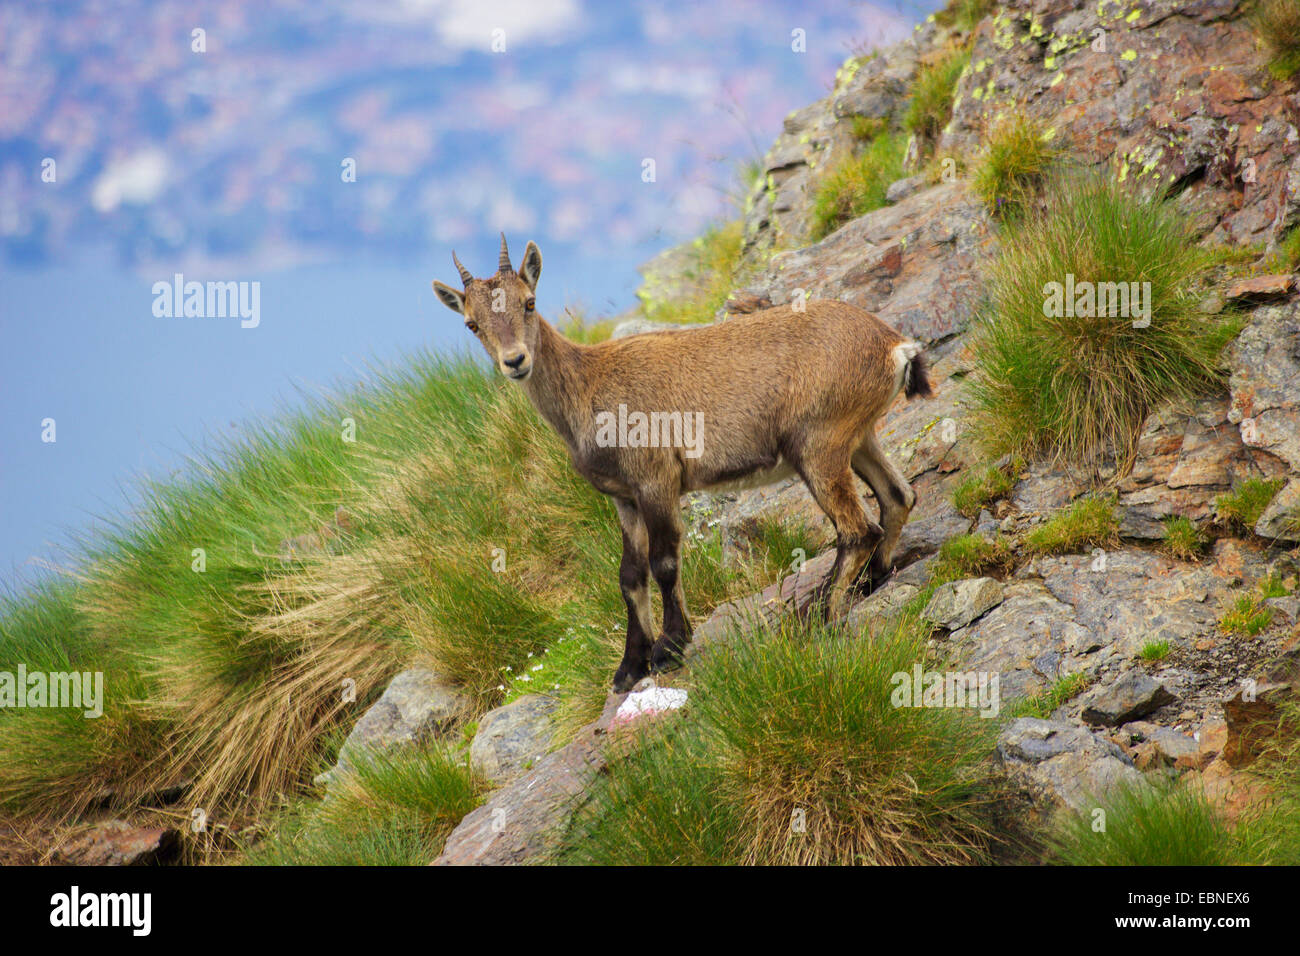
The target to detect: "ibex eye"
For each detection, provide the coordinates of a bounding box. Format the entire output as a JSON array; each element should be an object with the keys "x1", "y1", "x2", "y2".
[
  {"x1": 525, "y1": 298, "x2": 535, "y2": 312},
  {"x1": 466, "y1": 321, "x2": 479, "y2": 333}
]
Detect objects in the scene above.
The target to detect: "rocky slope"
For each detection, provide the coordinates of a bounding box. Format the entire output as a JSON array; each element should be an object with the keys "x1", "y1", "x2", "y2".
[
  {"x1": 58, "y1": 0, "x2": 1291, "y2": 867},
  {"x1": 420, "y1": 0, "x2": 1300, "y2": 864}
]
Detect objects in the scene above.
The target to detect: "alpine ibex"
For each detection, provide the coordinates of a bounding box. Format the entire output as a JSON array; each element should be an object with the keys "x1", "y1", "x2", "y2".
[{"x1": 433, "y1": 235, "x2": 933, "y2": 692}]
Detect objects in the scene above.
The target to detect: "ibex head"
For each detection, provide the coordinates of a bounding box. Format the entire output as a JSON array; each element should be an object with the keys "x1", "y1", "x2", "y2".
[{"x1": 433, "y1": 234, "x2": 543, "y2": 381}]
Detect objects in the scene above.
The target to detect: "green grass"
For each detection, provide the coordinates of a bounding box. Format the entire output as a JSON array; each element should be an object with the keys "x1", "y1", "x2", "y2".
[
  {"x1": 930, "y1": 532, "x2": 1016, "y2": 583},
  {"x1": 934, "y1": 0, "x2": 996, "y2": 33},
  {"x1": 951, "y1": 460, "x2": 1019, "y2": 518},
  {"x1": 243, "y1": 745, "x2": 482, "y2": 866},
  {"x1": 1048, "y1": 778, "x2": 1245, "y2": 866},
  {"x1": 849, "y1": 115, "x2": 888, "y2": 143},
  {"x1": 1139, "y1": 640, "x2": 1171, "y2": 663},
  {"x1": 1254, "y1": 0, "x2": 1300, "y2": 80},
  {"x1": 810, "y1": 132, "x2": 907, "y2": 240},
  {"x1": 1219, "y1": 594, "x2": 1275, "y2": 637},
  {"x1": 1216, "y1": 476, "x2": 1286, "y2": 532},
  {"x1": 967, "y1": 173, "x2": 1238, "y2": 466},
  {"x1": 1023, "y1": 496, "x2": 1119, "y2": 556},
  {"x1": 1260, "y1": 571, "x2": 1291, "y2": 601},
  {"x1": 1054, "y1": 698, "x2": 1300, "y2": 865},
  {"x1": 1161, "y1": 515, "x2": 1208, "y2": 561},
  {"x1": 1014, "y1": 672, "x2": 1091, "y2": 719},
  {"x1": 972, "y1": 114, "x2": 1056, "y2": 218},
  {"x1": 1218, "y1": 571, "x2": 1291, "y2": 636},
  {"x1": 563, "y1": 617, "x2": 1004, "y2": 865},
  {"x1": 745, "y1": 513, "x2": 831, "y2": 582},
  {"x1": 639, "y1": 220, "x2": 745, "y2": 326},
  {"x1": 1260, "y1": 224, "x2": 1300, "y2": 274},
  {"x1": 0, "y1": 350, "x2": 801, "y2": 826},
  {"x1": 904, "y1": 46, "x2": 970, "y2": 143}
]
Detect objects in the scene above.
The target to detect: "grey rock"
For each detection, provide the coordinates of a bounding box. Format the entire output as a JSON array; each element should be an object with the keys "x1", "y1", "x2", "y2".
[
  {"x1": 434, "y1": 694, "x2": 623, "y2": 865},
  {"x1": 1081, "y1": 670, "x2": 1176, "y2": 726},
  {"x1": 1230, "y1": 304, "x2": 1300, "y2": 473},
  {"x1": 469, "y1": 694, "x2": 559, "y2": 784},
  {"x1": 1121, "y1": 721, "x2": 1199, "y2": 763},
  {"x1": 1264, "y1": 595, "x2": 1300, "y2": 625},
  {"x1": 894, "y1": 497, "x2": 973, "y2": 568},
  {"x1": 923, "y1": 577, "x2": 1004, "y2": 630},
  {"x1": 950, "y1": 581, "x2": 1083, "y2": 702},
  {"x1": 997, "y1": 718, "x2": 1144, "y2": 811},
  {"x1": 737, "y1": 179, "x2": 991, "y2": 342},
  {"x1": 1255, "y1": 479, "x2": 1300, "y2": 543},
  {"x1": 846, "y1": 581, "x2": 920, "y2": 632},
  {"x1": 317, "y1": 668, "x2": 468, "y2": 785},
  {"x1": 885, "y1": 174, "x2": 927, "y2": 204}
]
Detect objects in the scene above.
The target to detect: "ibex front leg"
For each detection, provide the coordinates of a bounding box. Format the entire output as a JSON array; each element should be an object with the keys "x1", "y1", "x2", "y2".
[
  {"x1": 642, "y1": 497, "x2": 692, "y2": 674},
  {"x1": 611, "y1": 498, "x2": 655, "y2": 693}
]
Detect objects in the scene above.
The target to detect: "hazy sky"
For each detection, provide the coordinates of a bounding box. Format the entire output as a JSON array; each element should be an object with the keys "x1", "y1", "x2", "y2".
[{"x1": 0, "y1": 0, "x2": 938, "y2": 587}]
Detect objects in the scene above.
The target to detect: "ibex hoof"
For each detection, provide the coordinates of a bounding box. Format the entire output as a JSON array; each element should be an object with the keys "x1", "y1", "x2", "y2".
[
  {"x1": 611, "y1": 660, "x2": 649, "y2": 694},
  {"x1": 650, "y1": 637, "x2": 687, "y2": 674}
]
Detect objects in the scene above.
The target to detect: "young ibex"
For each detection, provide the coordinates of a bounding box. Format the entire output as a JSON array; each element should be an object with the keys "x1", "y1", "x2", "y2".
[{"x1": 433, "y1": 235, "x2": 933, "y2": 692}]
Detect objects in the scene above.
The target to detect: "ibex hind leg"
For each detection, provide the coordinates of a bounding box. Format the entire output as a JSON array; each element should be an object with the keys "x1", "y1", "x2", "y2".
[
  {"x1": 794, "y1": 457, "x2": 882, "y2": 621},
  {"x1": 641, "y1": 498, "x2": 693, "y2": 676},
  {"x1": 852, "y1": 435, "x2": 915, "y2": 593}
]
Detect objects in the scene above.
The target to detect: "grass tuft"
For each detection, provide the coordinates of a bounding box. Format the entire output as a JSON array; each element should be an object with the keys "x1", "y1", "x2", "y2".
[
  {"x1": 1013, "y1": 672, "x2": 1091, "y2": 719},
  {"x1": 639, "y1": 221, "x2": 745, "y2": 326},
  {"x1": 243, "y1": 745, "x2": 482, "y2": 866},
  {"x1": 1161, "y1": 515, "x2": 1208, "y2": 561},
  {"x1": 1139, "y1": 640, "x2": 1171, "y2": 663},
  {"x1": 565, "y1": 617, "x2": 1004, "y2": 865},
  {"x1": 951, "y1": 460, "x2": 1020, "y2": 518},
  {"x1": 905, "y1": 47, "x2": 971, "y2": 143},
  {"x1": 966, "y1": 173, "x2": 1237, "y2": 466},
  {"x1": 972, "y1": 113, "x2": 1056, "y2": 218},
  {"x1": 1215, "y1": 477, "x2": 1285, "y2": 533},
  {"x1": 1048, "y1": 778, "x2": 1242, "y2": 865},
  {"x1": 1023, "y1": 496, "x2": 1119, "y2": 556},
  {"x1": 930, "y1": 533, "x2": 1016, "y2": 583},
  {"x1": 1254, "y1": 0, "x2": 1300, "y2": 80},
  {"x1": 810, "y1": 132, "x2": 907, "y2": 240},
  {"x1": 1219, "y1": 594, "x2": 1275, "y2": 637},
  {"x1": 934, "y1": 0, "x2": 996, "y2": 33}
]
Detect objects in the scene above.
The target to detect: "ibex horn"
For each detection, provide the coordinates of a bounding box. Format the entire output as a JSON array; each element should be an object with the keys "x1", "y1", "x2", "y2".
[
  {"x1": 452, "y1": 250, "x2": 473, "y2": 286},
  {"x1": 498, "y1": 232, "x2": 512, "y2": 273}
]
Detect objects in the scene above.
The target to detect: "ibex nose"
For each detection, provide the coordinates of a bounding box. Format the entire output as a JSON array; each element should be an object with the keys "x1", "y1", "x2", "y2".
[{"x1": 503, "y1": 352, "x2": 527, "y2": 370}]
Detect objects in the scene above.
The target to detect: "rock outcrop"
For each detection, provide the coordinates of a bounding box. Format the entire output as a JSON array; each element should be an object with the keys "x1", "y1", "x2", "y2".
[
  {"x1": 316, "y1": 667, "x2": 468, "y2": 787},
  {"x1": 469, "y1": 694, "x2": 559, "y2": 785}
]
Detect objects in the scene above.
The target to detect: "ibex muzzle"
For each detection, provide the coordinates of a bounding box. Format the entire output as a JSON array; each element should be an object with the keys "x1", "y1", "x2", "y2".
[{"x1": 433, "y1": 237, "x2": 933, "y2": 692}]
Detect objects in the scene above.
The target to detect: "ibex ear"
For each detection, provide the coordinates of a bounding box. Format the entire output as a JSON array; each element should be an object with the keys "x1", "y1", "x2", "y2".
[
  {"x1": 519, "y1": 241, "x2": 542, "y2": 292},
  {"x1": 432, "y1": 280, "x2": 465, "y2": 315}
]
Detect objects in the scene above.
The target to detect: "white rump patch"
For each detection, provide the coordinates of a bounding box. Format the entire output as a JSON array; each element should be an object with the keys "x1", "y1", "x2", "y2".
[{"x1": 892, "y1": 341, "x2": 922, "y2": 396}]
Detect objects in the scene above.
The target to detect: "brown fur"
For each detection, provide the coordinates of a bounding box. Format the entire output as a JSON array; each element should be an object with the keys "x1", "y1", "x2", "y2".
[{"x1": 433, "y1": 236, "x2": 932, "y2": 691}]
